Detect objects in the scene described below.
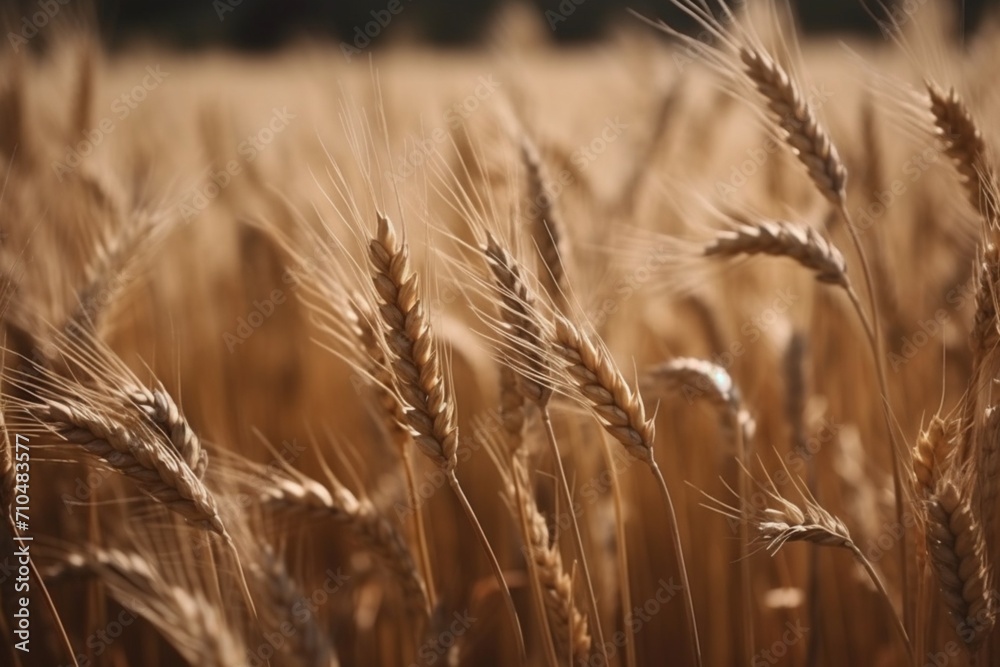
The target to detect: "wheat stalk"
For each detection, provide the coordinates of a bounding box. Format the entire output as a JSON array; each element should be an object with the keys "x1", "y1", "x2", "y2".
[
  {"x1": 366, "y1": 213, "x2": 525, "y2": 660},
  {"x1": 551, "y1": 314, "x2": 702, "y2": 667}
]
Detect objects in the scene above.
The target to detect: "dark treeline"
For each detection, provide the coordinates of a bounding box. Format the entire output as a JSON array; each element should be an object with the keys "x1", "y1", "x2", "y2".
[{"x1": 4, "y1": 0, "x2": 996, "y2": 51}]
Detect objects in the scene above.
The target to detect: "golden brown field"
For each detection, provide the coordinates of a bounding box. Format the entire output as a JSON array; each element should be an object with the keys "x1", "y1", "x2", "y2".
[{"x1": 2, "y1": 1, "x2": 1000, "y2": 665}]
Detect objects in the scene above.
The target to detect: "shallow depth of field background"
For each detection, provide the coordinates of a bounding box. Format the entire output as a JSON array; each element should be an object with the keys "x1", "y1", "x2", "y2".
[{"x1": 3, "y1": 1, "x2": 1000, "y2": 666}]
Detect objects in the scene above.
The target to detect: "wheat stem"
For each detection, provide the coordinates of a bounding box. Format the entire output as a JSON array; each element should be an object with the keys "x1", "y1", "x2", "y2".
[
  {"x1": 650, "y1": 463, "x2": 702, "y2": 667},
  {"x1": 446, "y1": 470, "x2": 526, "y2": 663},
  {"x1": 541, "y1": 408, "x2": 609, "y2": 667}
]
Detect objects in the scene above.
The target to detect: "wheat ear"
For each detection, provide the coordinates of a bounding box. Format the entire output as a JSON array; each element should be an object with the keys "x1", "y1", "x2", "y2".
[
  {"x1": 57, "y1": 547, "x2": 248, "y2": 666},
  {"x1": 34, "y1": 397, "x2": 225, "y2": 534},
  {"x1": 914, "y1": 416, "x2": 957, "y2": 499},
  {"x1": 704, "y1": 473, "x2": 912, "y2": 660},
  {"x1": 740, "y1": 47, "x2": 846, "y2": 205},
  {"x1": 348, "y1": 296, "x2": 436, "y2": 611},
  {"x1": 482, "y1": 232, "x2": 608, "y2": 663},
  {"x1": 552, "y1": 315, "x2": 702, "y2": 667},
  {"x1": 253, "y1": 545, "x2": 340, "y2": 667},
  {"x1": 367, "y1": 213, "x2": 525, "y2": 661},
  {"x1": 644, "y1": 356, "x2": 754, "y2": 661},
  {"x1": 123, "y1": 384, "x2": 208, "y2": 479},
  {"x1": 924, "y1": 480, "x2": 996, "y2": 655},
  {"x1": 704, "y1": 219, "x2": 848, "y2": 288},
  {"x1": 261, "y1": 471, "x2": 430, "y2": 618},
  {"x1": 368, "y1": 213, "x2": 458, "y2": 470},
  {"x1": 521, "y1": 135, "x2": 569, "y2": 310},
  {"x1": 926, "y1": 81, "x2": 997, "y2": 224},
  {"x1": 501, "y1": 452, "x2": 591, "y2": 665}
]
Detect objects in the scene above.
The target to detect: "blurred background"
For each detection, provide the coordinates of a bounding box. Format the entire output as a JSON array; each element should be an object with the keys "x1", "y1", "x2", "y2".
[{"x1": 4, "y1": 0, "x2": 998, "y2": 51}]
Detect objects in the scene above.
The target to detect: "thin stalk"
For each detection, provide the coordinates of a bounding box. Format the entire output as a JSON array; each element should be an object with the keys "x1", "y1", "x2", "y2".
[
  {"x1": 736, "y1": 423, "x2": 754, "y2": 663},
  {"x1": 222, "y1": 535, "x2": 259, "y2": 625},
  {"x1": 541, "y1": 409, "x2": 609, "y2": 667},
  {"x1": 600, "y1": 437, "x2": 636, "y2": 667},
  {"x1": 650, "y1": 462, "x2": 702, "y2": 667},
  {"x1": 23, "y1": 538, "x2": 79, "y2": 667},
  {"x1": 446, "y1": 471, "x2": 526, "y2": 663},
  {"x1": 838, "y1": 201, "x2": 910, "y2": 637},
  {"x1": 848, "y1": 543, "x2": 913, "y2": 662},
  {"x1": 402, "y1": 447, "x2": 437, "y2": 611}
]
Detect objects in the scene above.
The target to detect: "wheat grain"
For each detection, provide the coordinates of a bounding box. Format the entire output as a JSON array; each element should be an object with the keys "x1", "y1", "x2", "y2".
[
  {"x1": 704, "y1": 219, "x2": 848, "y2": 288},
  {"x1": 367, "y1": 213, "x2": 458, "y2": 471},
  {"x1": 740, "y1": 47, "x2": 846, "y2": 205},
  {"x1": 924, "y1": 479, "x2": 995, "y2": 654},
  {"x1": 124, "y1": 384, "x2": 208, "y2": 479},
  {"x1": 33, "y1": 396, "x2": 225, "y2": 535},
  {"x1": 509, "y1": 454, "x2": 591, "y2": 664},
  {"x1": 552, "y1": 315, "x2": 654, "y2": 464},
  {"x1": 483, "y1": 230, "x2": 552, "y2": 405},
  {"x1": 261, "y1": 472, "x2": 430, "y2": 618},
  {"x1": 926, "y1": 81, "x2": 997, "y2": 224}
]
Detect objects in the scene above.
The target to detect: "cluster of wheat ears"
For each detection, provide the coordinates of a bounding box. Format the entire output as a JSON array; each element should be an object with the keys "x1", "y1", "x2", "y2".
[{"x1": 4, "y1": 0, "x2": 1000, "y2": 665}]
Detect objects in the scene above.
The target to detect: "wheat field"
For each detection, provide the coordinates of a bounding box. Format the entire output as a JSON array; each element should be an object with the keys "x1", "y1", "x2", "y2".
[{"x1": 2, "y1": 1, "x2": 1000, "y2": 666}]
